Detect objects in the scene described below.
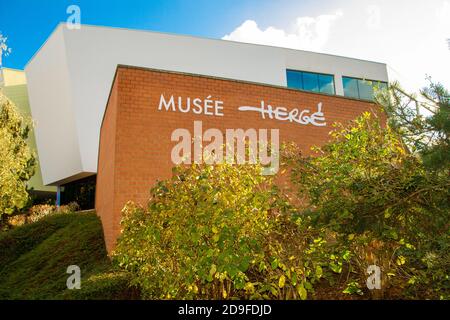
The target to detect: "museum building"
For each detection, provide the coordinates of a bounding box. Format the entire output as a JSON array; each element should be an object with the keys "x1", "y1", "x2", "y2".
[{"x1": 24, "y1": 24, "x2": 388, "y2": 251}]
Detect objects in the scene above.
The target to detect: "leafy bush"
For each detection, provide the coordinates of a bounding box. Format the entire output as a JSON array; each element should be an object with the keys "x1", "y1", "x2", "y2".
[
  {"x1": 27, "y1": 204, "x2": 57, "y2": 223},
  {"x1": 283, "y1": 112, "x2": 450, "y2": 299},
  {"x1": 0, "y1": 92, "x2": 36, "y2": 216},
  {"x1": 2, "y1": 202, "x2": 80, "y2": 229},
  {"x1": 114, "y1": 163, "x2": 336, "y2": 299}
]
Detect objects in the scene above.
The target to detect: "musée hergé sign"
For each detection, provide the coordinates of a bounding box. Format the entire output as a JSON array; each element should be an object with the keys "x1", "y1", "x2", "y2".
[{"x1": 157, "y1": 94, "x2": 326, "y2": 127}]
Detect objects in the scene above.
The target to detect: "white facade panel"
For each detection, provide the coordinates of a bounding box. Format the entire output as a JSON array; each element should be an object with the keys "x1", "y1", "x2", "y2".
[{"x1": 25, "y1": 27, "x2": 83, "y2": 185}]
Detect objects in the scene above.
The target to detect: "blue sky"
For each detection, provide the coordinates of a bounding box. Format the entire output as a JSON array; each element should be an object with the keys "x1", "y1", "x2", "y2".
[
  {"x1": 1, "y1": 0, "x2": 449, "y2": 92},
  {"x1": 0, "y1": 0, "x2": 318, "y2": 69}
]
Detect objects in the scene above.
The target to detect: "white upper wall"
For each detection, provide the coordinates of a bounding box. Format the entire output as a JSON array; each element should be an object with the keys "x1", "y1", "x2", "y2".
[
  {"x1": 25, "y1": 23, "x2": 388, "y2": 185},
  {"x1": 25, "y1": 26, "x2": 83, "y2": 186}
]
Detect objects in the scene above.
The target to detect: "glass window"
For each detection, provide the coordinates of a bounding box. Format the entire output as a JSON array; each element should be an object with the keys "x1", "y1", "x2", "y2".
[
  {"x1": 318, "y1": 74, "x2": 334, "y2": 95},
  {"x1": 343, "y1": 77, "x2": 359, "y2": 98},
  {"x1": 358, "y1": 79, "x2": 373, "y2": 100},
  {"x1": 286, "y1": 70, "x2": 302, "y2": 89},
  {"x1": 343, "y1": 76, "x2": 387, "y2": 100},
  {"x1": 302, "y1": 72, "x2": 319, "y2": 92},
  {"x1": 287, "y1": 70, "x2": 335, "y2": 94}
]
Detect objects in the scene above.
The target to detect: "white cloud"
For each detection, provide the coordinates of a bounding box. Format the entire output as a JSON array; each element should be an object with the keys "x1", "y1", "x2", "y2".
[
  {"x1": 222, "y1": 10, "x2": 343, "y2": 52},
  {"x1": 222, "y1": 0, "x2": 450, "y2": 93},
  {"x1": 436, "y1": 1, "x2": 450, "y2": 27},
  {"x1": 366, "y1": 5, "x2": 381, "y2": 30}
]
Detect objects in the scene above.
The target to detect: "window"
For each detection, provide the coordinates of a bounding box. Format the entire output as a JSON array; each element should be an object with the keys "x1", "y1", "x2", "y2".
[
  {"x1": 286, "y1": 70, "x2": 302, "y2": 90},
  {"x1": 343, "y1": 76, "x2": 388, "y2": 100},
  {"x1": 342, "y1": 77, "x2": 359, "y2": 99},
  {"x1": 287, "y1": 70, "x2": 335, "y2": 95},
  {"x1": 302, "y1": 72, "x2": 319, "y2": 92},
  {"x1": 318, "y1": 74, "x2": 335, "y2": 95}
]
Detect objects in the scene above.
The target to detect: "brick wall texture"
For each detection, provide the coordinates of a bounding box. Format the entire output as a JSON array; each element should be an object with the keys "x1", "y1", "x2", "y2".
[{"x1": 96, "y1": 65, "x2": 382, "y2": 253}]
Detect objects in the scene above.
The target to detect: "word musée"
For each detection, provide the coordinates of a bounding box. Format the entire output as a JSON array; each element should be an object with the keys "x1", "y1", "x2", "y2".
[{"x1": 158, "y1": 94, "x2": 224, "y2": 116}]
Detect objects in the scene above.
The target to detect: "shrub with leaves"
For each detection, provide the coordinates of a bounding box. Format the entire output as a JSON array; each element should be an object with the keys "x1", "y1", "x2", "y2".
[
  {"x1": 2, "y1": 202, "x2": 80, "y2": 230},
  {"x1": 113, "y1": 163, "x2": 333, "y2": 299},
  {"x1": 0, "y1": 92, "x2": 35, "y2": 217},
  {"x1": 283, "y1": 112, "x2": 449, "y2": 299},
  {"x1": 27, "y1": 202, "x2": 80, "y2": 223}
]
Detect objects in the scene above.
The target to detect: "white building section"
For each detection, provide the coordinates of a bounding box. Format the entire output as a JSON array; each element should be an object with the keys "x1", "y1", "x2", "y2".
[{"x1": 25, "y1": 23, "x2": 388, "y2": 186}]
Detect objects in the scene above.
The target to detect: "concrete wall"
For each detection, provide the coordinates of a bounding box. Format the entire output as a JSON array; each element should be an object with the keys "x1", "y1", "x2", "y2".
[{"x1": 26, "y1": 23, "x2": 388, "y2": 186}]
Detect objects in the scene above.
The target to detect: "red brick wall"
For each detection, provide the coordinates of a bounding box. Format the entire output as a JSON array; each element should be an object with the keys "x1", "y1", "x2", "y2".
[
  {"x1": 96, "y1": 76, "x2": 119, "y2": 251},
  {"x1": 96, "y1": 66, "x2": 382, "y2": 253}
]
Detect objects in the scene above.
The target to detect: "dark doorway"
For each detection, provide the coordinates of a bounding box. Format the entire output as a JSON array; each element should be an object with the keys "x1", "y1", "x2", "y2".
[{"x1": 61, "y1": 175, "x2": 96, "y2": 210}]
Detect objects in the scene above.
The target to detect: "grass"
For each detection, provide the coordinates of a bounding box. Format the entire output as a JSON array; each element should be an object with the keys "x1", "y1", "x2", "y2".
[{"x1": 0, "y1": 211, "x2": 139, "y2": 300}]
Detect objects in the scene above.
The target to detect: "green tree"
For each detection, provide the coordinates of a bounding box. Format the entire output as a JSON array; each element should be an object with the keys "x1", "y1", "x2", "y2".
[
  {"x1": 376, "y1": 81, "x2": 449, "y2": 171},
  {"x1": 283, "y1": 112, "x2": 449, "y2": 298},
  {"x1": 0, "y1": 92, "x2": 36, "y2": 216}
]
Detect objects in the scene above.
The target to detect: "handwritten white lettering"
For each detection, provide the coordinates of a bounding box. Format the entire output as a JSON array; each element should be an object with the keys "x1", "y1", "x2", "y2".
[{"x1": 238, "y1": 101, "x2": 326, "y2": 127}]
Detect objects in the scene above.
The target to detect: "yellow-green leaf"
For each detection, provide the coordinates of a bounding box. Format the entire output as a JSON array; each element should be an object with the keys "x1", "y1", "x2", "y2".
[
  {"x1": 315, "y1": 265, "x2": 323, "y2": 279},
  {"x1": 297, "y1": 284, "x2": 307, "y2": 300},
  {"x1": 244, "y1": 282, "x2": 255, "y2": 293},
  {"x1": 210, "y1": 264, "x2": 217, "y2": 277},
  {"x1": 396, "y1": 255, "x2": 406, "y2": 265},
  {"x1": 278, "y1": 275, "x2": 286, "y2": 288}
]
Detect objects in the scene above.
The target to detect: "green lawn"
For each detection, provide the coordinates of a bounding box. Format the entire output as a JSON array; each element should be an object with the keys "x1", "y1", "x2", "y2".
[{"x1": 0, "y1": 211, "x2": 139, "y2": 299}]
